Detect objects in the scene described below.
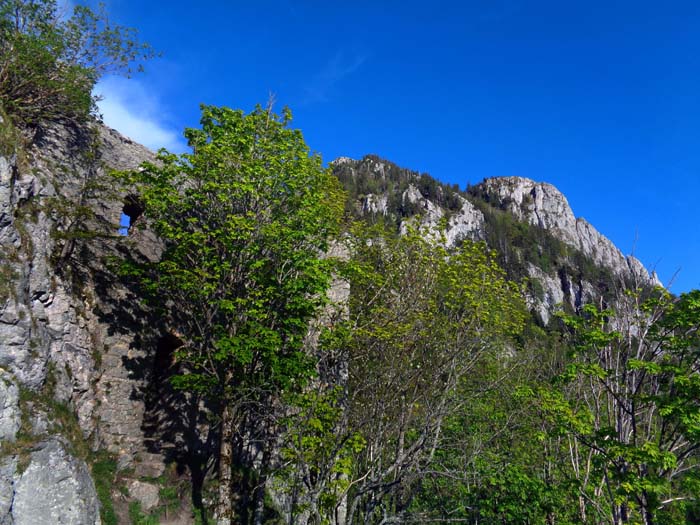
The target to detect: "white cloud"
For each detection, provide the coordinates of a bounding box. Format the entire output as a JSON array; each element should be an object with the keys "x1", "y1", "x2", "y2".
[{"x1": 94, "y1": 76, "x2": 185, "y2": 152}]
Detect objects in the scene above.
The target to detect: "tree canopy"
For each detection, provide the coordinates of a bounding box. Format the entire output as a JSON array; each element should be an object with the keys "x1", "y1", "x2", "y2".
[
  {"x1": 120, "y1": 103, "x2": 345, "y2": 524},
  {"x1": 0, "y1": 0, "x2": 155, "y2": 124}
]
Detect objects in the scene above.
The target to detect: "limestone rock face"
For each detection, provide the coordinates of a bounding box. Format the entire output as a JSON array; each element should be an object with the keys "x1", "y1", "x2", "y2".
[
  {"x1": 362, "y1": 194, "x2": 388, "y2": 215},
  {"x1": 9, "y1": 440, "x2": 101, "y2": 525},
  {"x1": 0, "y1": 119, "x2": 160, "y2": 522},
  {"x1": 335, "y1": 157, "x2": 659, "y2": 324},
  {"x1": 399, "y1": 188, "x2": 485, "y2": 246},
  {"x1": 0, "y1": 121, "x2": 161, "y2": 458},
  {"x1": 128, "y1": 479, "x2": 161, "y2": 512},
  {"x1": 476, "y1": 176, "x2": 657, "y2": 283},
  {"x1": 0, "y1": 456, "x2": 16, "y2": 524},
  {"x1": 0, "y1": 371, "x2": 19, "y2": 442},
  {"x1": 334, "y1": 157, "x2": 484, "y2": 246},
  {"x1": 472, "y1": 176, "x2": 659, "y2": 320},
  {"x1": 444, "y1": 198, "x2": 484, "y2": 246},
  {"x1": 525, "y1": 264, "x2": 566, "y2": 325},
  {"x1": 399, "y1": 184, "x2": 446, "y2": 236}
]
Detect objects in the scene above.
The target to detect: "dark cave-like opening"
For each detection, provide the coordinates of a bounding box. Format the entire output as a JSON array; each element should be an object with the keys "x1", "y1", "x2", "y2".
[
  {"x1": 119, "y1": 196, "x2": 144, "y2": 235},
  {"x1": 153, "y1": 332, "x2": 182, "y2": 378}
]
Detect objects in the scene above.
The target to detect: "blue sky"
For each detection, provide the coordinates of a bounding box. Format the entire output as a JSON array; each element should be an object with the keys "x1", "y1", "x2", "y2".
[{"x1": 89, "y1": 1, "x2": 700, "y2": 292}]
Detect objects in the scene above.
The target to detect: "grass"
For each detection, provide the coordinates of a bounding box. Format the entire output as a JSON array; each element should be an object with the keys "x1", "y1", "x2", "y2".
[{"x1": 92, "y1": 454, "x2": 118, "y2": 525}]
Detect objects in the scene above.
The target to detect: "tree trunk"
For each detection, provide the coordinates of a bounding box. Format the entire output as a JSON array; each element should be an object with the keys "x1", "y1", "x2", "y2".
[
  {"x1": 334, "y1": 479, "x2": 348, "y2": 525},
  {"x1": 216, "y1": 401, "x2": 239, "y2": 525},
  {"x1": 253, "y1": 445, "x2": 272, "y2": 525},
  {"x1": 641, "y1": 491, "x2": 655, "y2": 525}
]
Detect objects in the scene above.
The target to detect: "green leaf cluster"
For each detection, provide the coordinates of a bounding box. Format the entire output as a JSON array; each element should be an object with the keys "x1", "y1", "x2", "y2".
[
  {"x1": 120, "y1": 103, "x2": 344, "y2": 402},
  {"x1": 0, "y1": 0, "x2": 156, "y2": 124},
  {"x1": 328, "y1": 224, "x2": 527, "y2": 521}
]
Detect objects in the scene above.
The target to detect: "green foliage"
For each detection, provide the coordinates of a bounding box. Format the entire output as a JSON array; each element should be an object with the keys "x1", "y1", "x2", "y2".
[
  {"x1": 333, "y1": 155, "x2": 463, "y2": 226},
  {"x1": 119, "y1": 103, "x2": 344, "y2": 400},
  {"x1": 408, "y1": 318, "x2": 586, "y2": 525},
  {"x1": 0, "y1": 104, "x2": 26, "y2": 157},
  {"x1": 92, "y1": 455, "x2": 118, "y2": 525},
  {"x1": 0, "y1": 0, "x2": 156, "y2": 124},
  {"x1": 332, "y1": 223, "x2": 527, "y2": 522},
  {"x1": 128, "y1": 501, "x2": 159, "y2": 525},
  {"x1": 0, "y1": 255, "x2": 17, "y2": 303},
  {"x1": 118, "y1": 103, "x2": 345, "y2": 521},
  {"x1": 279, "y1": 387, "x2": 366, "y2": 523},
  {"x1": 469, "y1": 464, "x2": 566, "y2": 524},
  {"x1": 545, "y1": 289, "x2": 700, "y2": 523}
]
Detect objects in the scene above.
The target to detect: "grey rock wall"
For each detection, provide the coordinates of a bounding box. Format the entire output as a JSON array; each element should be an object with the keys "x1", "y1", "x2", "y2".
[
  {"x1": 0, "y1": 371, "x2": 19, "y2": 442},
  {"x1": 2, "y1": 439, "x2": 100, "y2": 525},
  {"x1": 477, "y1": 176, "x2": 658, "y2": 283},
  {"x1": 0, "y1": 119, "x2": 161, "y2": 523}
]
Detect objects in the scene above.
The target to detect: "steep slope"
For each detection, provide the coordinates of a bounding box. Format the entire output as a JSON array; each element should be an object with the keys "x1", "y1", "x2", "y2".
[
  {"x1": 332, "y1": 155, "x2": 660, "y2": 323},
  {"x1": 472, "y1": 176, "x2": 655, "y2": 283}
]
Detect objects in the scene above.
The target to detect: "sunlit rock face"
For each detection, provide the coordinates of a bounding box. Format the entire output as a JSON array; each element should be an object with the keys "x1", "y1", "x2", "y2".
[
  {"x1": 9, "y1": 439, "x2": 101, "y2": 525},
  {"x1": 335, "y1": 158, "x2": 659, "y2": 325},
  {"x1": 0, "y1": 119, "x2": 160, "y2": 524},
  {"x1": 477, "y1": 176, "x2": 657, "y2": 282}
]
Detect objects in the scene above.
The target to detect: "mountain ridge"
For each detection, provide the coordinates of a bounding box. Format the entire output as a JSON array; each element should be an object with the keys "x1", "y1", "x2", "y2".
[{"x1": 332, "y1": 154, "x2": 660, "y2": 323}]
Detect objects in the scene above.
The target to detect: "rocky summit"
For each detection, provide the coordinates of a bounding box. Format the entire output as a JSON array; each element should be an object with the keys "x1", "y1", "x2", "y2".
[{"x1": 333, "y1": 155, "x2": 659, "y2": 323}]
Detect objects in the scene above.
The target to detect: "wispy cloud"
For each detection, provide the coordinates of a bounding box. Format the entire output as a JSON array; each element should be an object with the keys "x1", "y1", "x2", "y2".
[
  {"x1": 94, "y1": 76, "x2": 185, "y2": 152},
  {"x1": 303, "y1": 51, "x2": 366, "y2": 104}
]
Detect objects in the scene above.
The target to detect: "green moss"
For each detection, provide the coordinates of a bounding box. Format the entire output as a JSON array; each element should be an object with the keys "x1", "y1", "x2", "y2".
[
  {"x1": 123, "y1": 471, "x2": 192, "y2": 524},
  {"x1": 0, "y1": 260, "x2": 18, "y2": 303},
  {"x1": 0, "y1": 106, "x2": 27, "y2": 160},
  {"x1": 0, "y1": 412, "x2": 36, "y2": 473}
]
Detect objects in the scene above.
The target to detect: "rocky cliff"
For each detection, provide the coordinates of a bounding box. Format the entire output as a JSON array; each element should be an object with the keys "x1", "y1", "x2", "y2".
[
  {"x1": 333, "y1": 155, "x2": 660, "y2": 324},
  {"x1": 0, "y1": 117, "x2": 179, "y2": 524}
]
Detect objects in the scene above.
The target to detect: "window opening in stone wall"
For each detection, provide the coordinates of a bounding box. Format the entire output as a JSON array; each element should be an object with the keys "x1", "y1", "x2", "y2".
[
  {"x1": 118, "y1": 212, "x2": 130, "y2": 235},
  {"x1": 119, "y1": 196, "x2": 144, "y2": 236}
]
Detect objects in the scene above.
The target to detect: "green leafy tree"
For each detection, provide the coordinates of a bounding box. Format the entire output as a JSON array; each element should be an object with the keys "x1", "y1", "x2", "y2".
[
  {"x1": 0, "y1": 0, "x2": 155, "y2": 124},
  {"x1": 269, "y1": 225, "x2": 526, "y2": 525},
  {"x1": 278, "y1": 386, "x2": 366, "y2": 525},
  {"x1": 411, "y1": 332, "x2": 582, "y2": 525},
  {"x1": 547, "y1": 289, "x2": 700, "y2": 524},
  {"x1": 320, "y1": 225, "x2": 526, "y2": 524},
  {"x1": 119, "y1": 104, "x2": 345, "y2": 525}
]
